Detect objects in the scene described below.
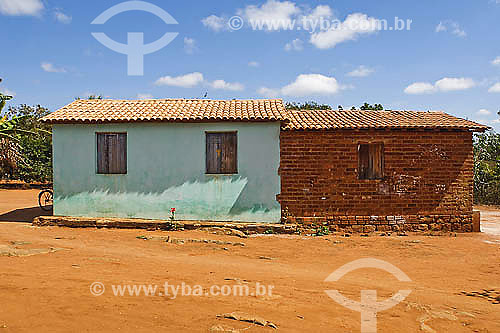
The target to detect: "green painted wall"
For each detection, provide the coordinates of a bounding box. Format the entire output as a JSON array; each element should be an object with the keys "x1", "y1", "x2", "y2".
[{"x1": 52, "y1": 122, "x2": 281, "y2": 222}]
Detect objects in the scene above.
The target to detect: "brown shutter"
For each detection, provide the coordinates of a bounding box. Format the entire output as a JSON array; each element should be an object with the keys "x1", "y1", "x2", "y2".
[
  {"x1": 222, "y1": 133, "x2": 237, "y2": 173},
  {"x1": 358, "y1": 143, "x2": 383, "y2": 180},
  {"x1": 117, "y1": 133, "x2": 127, "y2": 174},
  {"x1": 206, "y1": 133, "x2": 222, "y2": 174},
  {"x1": 97, "y1": 134, "x2": 108, "y2": 174},
  {"x1": 206, "y1": 132, "x2": 237, "y2": 174},
  {"x1": 370, "y1": 143, "x2": 383, "y2": 179},
  {"x1": 97, "y1": 133, "x2": 127, "y2": 174},
  {"x1": 358, "y1": 144, "x2": 369, "y2": 179}
]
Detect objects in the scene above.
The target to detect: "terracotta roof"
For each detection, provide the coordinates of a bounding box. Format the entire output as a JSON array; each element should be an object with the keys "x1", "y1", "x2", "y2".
[
  {"x1": 284, "y1": 109, "x2": 489, "y2": 132},
  {"x1": 41, "y1": 99, "x2": 287, "y2": 123}
]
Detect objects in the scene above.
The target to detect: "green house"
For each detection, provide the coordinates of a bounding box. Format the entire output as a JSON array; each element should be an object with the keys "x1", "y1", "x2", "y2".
[{"x1": 42, "y1": 99, "x2": 286, "y2": 223}]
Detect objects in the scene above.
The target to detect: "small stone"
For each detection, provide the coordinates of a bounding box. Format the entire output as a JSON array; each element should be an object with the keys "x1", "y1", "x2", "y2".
[{"x1": 259, "y1": 256, "x2": 274, "y2": 260}]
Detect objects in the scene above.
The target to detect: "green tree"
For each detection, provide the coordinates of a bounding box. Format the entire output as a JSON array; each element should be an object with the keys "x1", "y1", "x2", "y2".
[
  {"x1": 360, "y1": 103, "x2": 384, "y2": 111},
  {"x1": 4, "y1": 105, "x2": 52, "y2": 182},
  {"x1": 286, "y1": 101, "x2": 332, "y2": 110},
  {"x1": 474, "y1": 131, "x2": 500, "y2": 205}
]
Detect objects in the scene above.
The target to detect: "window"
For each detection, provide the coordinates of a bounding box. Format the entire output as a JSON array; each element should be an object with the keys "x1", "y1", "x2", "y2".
[
  {"x1": 97, "y1": 133, "x2": 127, "y2": 174},
  {"x1": 358, "y1": 143, "x2": 384, "y2": 180},
  {"x1": 206, "y1": 132, "x2": 237, "y2": 174}
]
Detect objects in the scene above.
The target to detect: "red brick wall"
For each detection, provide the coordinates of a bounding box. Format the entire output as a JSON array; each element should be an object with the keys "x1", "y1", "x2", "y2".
[{"x1": 279, "y1": 129, "x2": 474, "y2": 231}]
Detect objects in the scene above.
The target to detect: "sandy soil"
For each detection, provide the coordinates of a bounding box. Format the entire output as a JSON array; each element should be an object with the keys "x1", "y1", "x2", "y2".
[{"x1": 0, "y1": 189, "x2": 499, "y2": 332}]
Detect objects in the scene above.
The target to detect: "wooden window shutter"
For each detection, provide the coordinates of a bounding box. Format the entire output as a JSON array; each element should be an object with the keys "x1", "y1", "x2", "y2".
[
  {"x1": 206, "y1": 133, "x2": 222, "y2": 174},
  {"x1": 206, "y1": 132, "x2": 237, "y2": 174},
  {"x1": 221, "y1": 133, "x2": 237, "y2": 174},
  {"x1": 358, "y1": 143, "x2": 383, "y2": 180},
  {"x1": 358, "y1": 144, "x2": 369, "y2": 180},
  {"x1": 97, "y1": 133, "x2": 109, "y2": 174},
  {"x1": 97, "y1": 133, "x2": 127, "y2": 174}
]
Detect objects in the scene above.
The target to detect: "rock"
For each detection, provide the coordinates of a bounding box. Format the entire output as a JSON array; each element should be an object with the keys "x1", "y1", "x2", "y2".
[
  {"x1": 259, "y1": 256, "x2": 274, "y2": 260},
  {"x1": 218, "y1": 312, "x2": 277, "y2": 328}
]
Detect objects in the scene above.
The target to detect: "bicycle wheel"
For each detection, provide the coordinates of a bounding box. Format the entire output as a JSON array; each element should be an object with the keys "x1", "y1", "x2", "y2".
[{"x1": 38, "y1": 189, "x2": 53, "y2": 212}]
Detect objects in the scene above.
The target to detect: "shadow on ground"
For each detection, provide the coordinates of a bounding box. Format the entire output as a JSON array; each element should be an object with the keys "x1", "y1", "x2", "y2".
[{"x1": 0, "y1": 206, "x2": 52, "y2": 223}]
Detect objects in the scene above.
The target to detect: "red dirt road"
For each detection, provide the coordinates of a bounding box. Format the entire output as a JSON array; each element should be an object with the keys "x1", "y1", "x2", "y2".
[{"x1": 0, "y1": 190, "x2": 499, "y2": 332}]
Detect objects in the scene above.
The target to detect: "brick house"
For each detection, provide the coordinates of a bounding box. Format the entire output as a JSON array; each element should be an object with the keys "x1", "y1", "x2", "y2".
[
  {"x1": 279, "y1": 109, "x2": 487, "y2": 232},
  {"x1": 43, "y1": 99, "x2": 487, "y2": 232}
]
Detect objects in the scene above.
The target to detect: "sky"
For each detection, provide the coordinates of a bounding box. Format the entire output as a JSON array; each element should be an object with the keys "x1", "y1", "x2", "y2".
[{"x1": 0, "y1": 0, "x2": 499, "y2": 131}]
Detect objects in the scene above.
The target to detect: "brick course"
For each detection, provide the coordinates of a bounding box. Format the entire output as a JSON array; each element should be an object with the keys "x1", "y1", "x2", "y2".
[{"x1": 279, "y1": 129, "x2": 474, "y2": 232}]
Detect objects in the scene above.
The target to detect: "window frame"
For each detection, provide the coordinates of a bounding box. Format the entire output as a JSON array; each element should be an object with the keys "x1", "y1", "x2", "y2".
[
  {"x1": 205, "y1": 131, "x2": 238, "y2": 175},
  {"x1": 96, "y1": 132, "x2": 127, "y2": 175},
  {"x1": 358, "y1": 142, "x2": 384, "y2": 180}
]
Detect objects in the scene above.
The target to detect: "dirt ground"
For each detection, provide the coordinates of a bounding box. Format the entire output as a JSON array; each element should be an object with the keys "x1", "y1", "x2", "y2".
[{"x1": 0, "y1": 189, "x2": 499, "y2": 332}]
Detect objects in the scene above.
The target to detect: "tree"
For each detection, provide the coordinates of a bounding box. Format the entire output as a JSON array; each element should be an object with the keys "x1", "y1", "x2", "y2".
[
  {"x1": 75, "y1": 94, "x2": 103, "y2": 100},
  {"x1": 360, "y1": 103, "x2": 384, "y2": 111},
  {"x1": 474, "y1": 131, "x2": 500, "y2": 205},
  {"x1": 0, "y1": 78, "x2": 13, "y2": 115},
  {"x1": 1, "y1": 105, "x2": 52, "y2": 182},
  {"x1": 286, "y1": 101, "x2": 332, "y2": 110}
]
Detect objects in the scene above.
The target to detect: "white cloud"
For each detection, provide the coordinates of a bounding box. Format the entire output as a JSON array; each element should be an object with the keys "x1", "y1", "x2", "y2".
[
  {"x1": 0, "y1": 0, "x2": 43, "y2": 16},
  {"x1": 209, "y1": 80, "x2": 244, "y2": 91},
  {"x1": 301, "y1": 4, "x2": 333, "y2": 23},
  {"x1": 184, "y1": 37, "x2": 197, "y2": 54},
  {"x1": 259, "y1": 73, "x2": 342, "y2": 97},
  {"x1": 404, "y1": 82, "x2": 436, "y2": 95},
  {"x1": 238, "y1": 0, "x2": 300, "y2": 30},
  {"x1": 435, "y1": 77, "x2": 475, "y2": 91},
  {"x1": 492, "y1": 56, "x2": 500, "y2": 66},
  {"x1": 248, "y1": 61, "x2": 260, "y2": 67},
  {"x1": 346, "y1": 65, "x2": 375, "y2": 77},
  {"x1": 404, "y1": 77, "x2": 475, "y2": 94},
  {"x1": 137, "y1": 93, "x2": 153, "y2": 100},
  {"x1": 488, "y1": 82, "x2": 500, "y2": 93},
  {"x1": 284, "y1": 38, "x2": 303, "y2": 51},
  {"x1": 435, "y1": 20, "x2": 466, "y2": 37},
  {"x1": 155, "y1": 72, "x2": 204, "y2": 88},
  {"x1": 54, "y1": 9, "x2": 71, "y2": 24},
  {"x1": 310, "y1": 13, "x2": 380, "y2": 49},
  {"x1": 202, "y1": 15, "x2": 226, "y2": 32},
  {"x1": 41, "y1": 62, "x2": 66, "y2": 73},
  {"x1": 476, "y1": 109, "x2": 491, "y2": 116},
  {"x1": 257, "y1": 87, "x2": 279, "y2": 98}
]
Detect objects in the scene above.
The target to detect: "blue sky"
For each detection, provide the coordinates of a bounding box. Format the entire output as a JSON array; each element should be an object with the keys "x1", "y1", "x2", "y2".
[{"x1": 0, "y1": 0, "x2": 499, "y2": 131}]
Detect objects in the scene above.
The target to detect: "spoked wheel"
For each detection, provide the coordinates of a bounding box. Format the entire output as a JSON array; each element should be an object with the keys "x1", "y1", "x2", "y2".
[{"x1": 38, "y1": 189, "x2": 53, "y2": 211}]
